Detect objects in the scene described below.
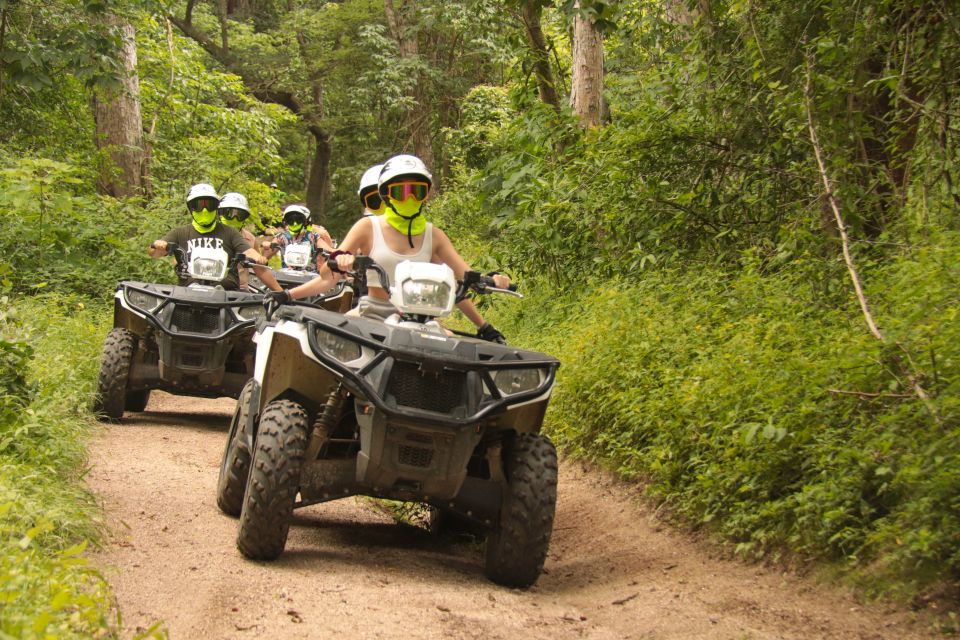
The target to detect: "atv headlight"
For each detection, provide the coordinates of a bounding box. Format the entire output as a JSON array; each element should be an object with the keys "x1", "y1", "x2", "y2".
[
  {"x1": 284, "y1": 244, "x2": 312, "y2": 269},
  {"x1": 125, "y1": 289, "x2": 162, "y2": 311},
  {"x1": 314, "y1": 328, "x2": 362, "y2": 363},
  {"x1": 191, "y1": 257, "x2": 227, "y2": 281},
  {"x1": 236, "y1": 305, "x2": 265, "y2": 321},
  {"x1": 493, "y1": 368, "x2": 545, "y2": 396},
  {"x1": 390, "y1": 261, "x2": 456, "y2": 317},
  {"x1": 402, "y1": 279, "x2": 451, "y2": 311}
]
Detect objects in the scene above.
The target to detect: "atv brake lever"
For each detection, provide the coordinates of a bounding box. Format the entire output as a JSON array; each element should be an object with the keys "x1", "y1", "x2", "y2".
[{"x1": 485, "y1": 286, "x2": 523, "y2": 299}]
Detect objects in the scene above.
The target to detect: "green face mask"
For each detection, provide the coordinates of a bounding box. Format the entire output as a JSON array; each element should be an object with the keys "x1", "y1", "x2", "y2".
[
  {"x1": 220, "y1": 215, "x2": 242, "y2": 230},
  {"x1": 287, "y1": 222, "x2": 304, "y2": 234},
  {"x1": 192, "y1": 208, "x2": 217, "y2": 233},
  {"x1": 384, "y1": 197, "x2": 426, "y2": 246}
]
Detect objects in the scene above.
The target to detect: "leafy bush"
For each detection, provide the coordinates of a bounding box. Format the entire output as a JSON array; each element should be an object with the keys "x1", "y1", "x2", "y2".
[
  {"x1": 0, "y1": 296, "x2": 121, "y2": 637},
  {"x1": 0, "y1": 158, "x2": 173, "y2": 298},
  {"x1": 479, "y1": 232, "x2": 960, "y2": 598}
]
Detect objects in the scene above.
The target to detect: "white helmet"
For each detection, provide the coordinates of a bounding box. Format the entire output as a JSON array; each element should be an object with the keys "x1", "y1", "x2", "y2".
[
  {"x1": 377, "y1": 154, "x2": 432, "y2": 197},
  {"x1": 186, "y1": 183, "x2": 219, "y2": 204},
  {"x1": 282, "y1": 204, "x2": 311, "y2": 224},
  {"x1": 358, "y1": 164, "x2": 384, "y2": 199},
  {"x1": 219, "y1": 192, "x2": 249, "y2": 213}
]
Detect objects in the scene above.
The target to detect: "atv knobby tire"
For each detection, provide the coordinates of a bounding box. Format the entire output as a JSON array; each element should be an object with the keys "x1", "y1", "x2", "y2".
[
  {"x1": 93, "y1": 328, "x2": 135, "y2": 422},
  {"x1": 217, "y1": 379, "x2": 256, "y2": 517},
  {"x1": 484, "y1": 433, "x2": 558, "y2": 588},
  {"x1": 236, "y1": 399, "x2": 308, "y2": 560},
  {"x1": 124, "y1": 389, "x2": 151, "y2": 413}
]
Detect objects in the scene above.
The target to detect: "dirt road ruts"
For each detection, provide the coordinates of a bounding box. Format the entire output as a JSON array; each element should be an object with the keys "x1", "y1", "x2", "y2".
[{"x1": 88, "y1": 391, "x2": 938, "y2": 639}]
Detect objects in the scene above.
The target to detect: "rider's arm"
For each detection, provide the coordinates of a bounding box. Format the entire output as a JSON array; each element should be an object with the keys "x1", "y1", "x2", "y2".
[
  {"x1": 288, "y1": 218, "x2": 372, "y2": 300},
  {"x1": 261, "y1": 234, "x2": 284, "y2": 260},
  {"x1": 312, "y1": 226, "x2": 336, "y2": 253},
  {"x1": 149, "y1": 229, "x2": 181, "y2": 258},
  {"x1": 432, "y1": 228, "x2": 511, "y2": 329}
]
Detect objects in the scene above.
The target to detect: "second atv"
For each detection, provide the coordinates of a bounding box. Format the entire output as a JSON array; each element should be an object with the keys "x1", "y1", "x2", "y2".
[{"x1": 93, "y1": 244, "x2": 266, "y2": 421}]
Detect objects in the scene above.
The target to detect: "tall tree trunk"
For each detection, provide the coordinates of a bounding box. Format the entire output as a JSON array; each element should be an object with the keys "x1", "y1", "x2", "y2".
[
  {"x1": 570, "y1": 0, "x2": 604, "y2": 128},
  {"x1": 384, "y1": 0, "x2": 436, "y2": 175},
  {"x1": 306, "y1": 127, "x2": 331, "y2": 215},
  {"x1": 520, "y1": 0, "x2": 559, "y2": 111},
  {"x1": 93, "y1": 21, "x2": 144, "y2": 198}
]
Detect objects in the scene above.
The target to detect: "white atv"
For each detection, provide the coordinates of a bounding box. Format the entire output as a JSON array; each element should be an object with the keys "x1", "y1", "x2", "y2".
[
  {"x1": 246, "y1": 243, "x2": 352, "y2": 312},
  {"x1": 93, "y1": 245, "x2": 265, "y2": 421},
  {"x1": 218, "y1": 257, "x2": 561, "y2": 587}
]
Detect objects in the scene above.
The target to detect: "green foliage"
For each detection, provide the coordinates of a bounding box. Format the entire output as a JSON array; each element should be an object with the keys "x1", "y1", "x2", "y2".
[
  {"x1": 0, "y1": 296, "x2": 114, "y2": 637},
  {"x1": 480, "y1": 230, "x2": 960, "y2": 597},
  {"x1": 137, "y1": 13, "x2": 297, "y2": 220},
  {"x1": 0, "y1": 157, "x2": 172, "y2": 298}
]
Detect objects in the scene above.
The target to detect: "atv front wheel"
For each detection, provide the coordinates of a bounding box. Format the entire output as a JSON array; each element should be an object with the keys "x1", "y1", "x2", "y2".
[
  {"x1": 93, "y1": 328, "x2": 135, "y2": 422},
  {"x1": 124, "y1": 389, "x2": 151, "y2": 413},
  {"x1": 236, "y1": 399, "x2": 308, "y2": 560},
  {"x1": 484, "y1": 433, "x2": 558, "y2": 588},
  {"x1": 217, "y1": 379, "x2": 256, "y2": 517}
]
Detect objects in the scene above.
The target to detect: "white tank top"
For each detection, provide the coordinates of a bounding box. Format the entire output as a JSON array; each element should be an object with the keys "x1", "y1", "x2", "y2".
[{"x1": 367, "y1": 216, "x2": 433, "y2": 290}]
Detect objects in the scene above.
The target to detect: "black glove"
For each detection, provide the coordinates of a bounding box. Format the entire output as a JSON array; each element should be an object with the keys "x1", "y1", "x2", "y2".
[
  {"x1": 477, "y1": 322, "x2": 506, "y2": 344},
  {"x1": 264, "y1": 289, "x2": 292, "y2": 308}
]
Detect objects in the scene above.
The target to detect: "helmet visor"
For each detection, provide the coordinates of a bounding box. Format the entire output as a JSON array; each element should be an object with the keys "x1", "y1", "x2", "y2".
[
  {"x1": 387, "y1": 181, "x2": 429, "y2": 203},
  {"x1": 220, "y1": 207, "x2": 249, "y2": 222},
  {"x1": 284, "y1": 212, "x2": 307, "y2": 227},
  {"x1": 363, "y1": 191, "x2": 384, "y2": 213},
  {"x1": 189, "y1": 197, "x2": 219, "y2": 212}
]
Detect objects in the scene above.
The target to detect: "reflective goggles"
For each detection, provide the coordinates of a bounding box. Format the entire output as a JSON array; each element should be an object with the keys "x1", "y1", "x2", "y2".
[
  {"x1": 363, "y1": 191, "x2": 384, "y2": 212},
  {"x1": 386, "y1": 181, "x2": 429, "y2": 203},
  {"x1": 188, "y1": 197, "x2": 219, "y2": 212},
  {"x1": 220, "y1": 207, "x2": 250, "y2": 222},
  {"x1": 284, "y1": 213, "x2": 307, "y2": 226}
]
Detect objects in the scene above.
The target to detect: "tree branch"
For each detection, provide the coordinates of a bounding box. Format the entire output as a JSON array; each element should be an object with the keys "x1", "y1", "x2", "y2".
[{"x1": 805, "y1": 47, "x2": 941, "y2": 427}]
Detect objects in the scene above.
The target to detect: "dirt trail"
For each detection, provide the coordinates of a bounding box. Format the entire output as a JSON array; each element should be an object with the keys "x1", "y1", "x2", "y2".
[{"x1": 89, "y1": 392, "x2": 938, "y2": 640}]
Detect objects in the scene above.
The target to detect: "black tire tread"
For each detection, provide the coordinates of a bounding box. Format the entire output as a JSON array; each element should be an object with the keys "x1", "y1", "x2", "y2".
[
  {"x1": 93, "y1": 328, "x2": 135, "y2": 422},
  {"x1": 484, "y1": 433, "x2": 558, "y2": 588},
  {"x1": 236, "y1": 399, "x2": 308, "y2": 560},
  {"x1": 217, "y1": 380, "x2": 256, "y2": 517}
]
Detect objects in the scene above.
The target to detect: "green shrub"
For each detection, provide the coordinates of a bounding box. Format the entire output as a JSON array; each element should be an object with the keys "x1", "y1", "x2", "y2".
[
  {"x1": 482, "y1": 232, "x2": 959, "y2": 598},
  {"x1": 0, "y1": 296, "x2": 120, "y2": 638}
]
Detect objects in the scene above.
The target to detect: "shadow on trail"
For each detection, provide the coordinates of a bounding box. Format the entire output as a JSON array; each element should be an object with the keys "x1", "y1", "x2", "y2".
[
  {"x1": 122, "y1": 410, "x2": 231, "y2": 432},
  {"x1": 273, "y1": 513, "x2": 486, "y2": 586}
]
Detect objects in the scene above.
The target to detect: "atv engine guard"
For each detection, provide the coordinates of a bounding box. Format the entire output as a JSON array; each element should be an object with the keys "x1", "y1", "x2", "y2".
[{"x1": 353, "y1": 401, "x2": 482, "y2": 500}]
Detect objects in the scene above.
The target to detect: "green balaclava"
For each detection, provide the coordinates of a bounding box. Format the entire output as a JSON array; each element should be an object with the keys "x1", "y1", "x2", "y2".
[
  {"x1": 287, "y1": 220, "x2": 304, "y2": 235},
  {"x1": 191, "y1": 207, "x2": 218, "y2": 233},
  {"x1": 384, "y1": 193, "x2": 427, "y2": 248},
  {"x1": 220, "y1": 214, "x2": 243, "y2": 230}
]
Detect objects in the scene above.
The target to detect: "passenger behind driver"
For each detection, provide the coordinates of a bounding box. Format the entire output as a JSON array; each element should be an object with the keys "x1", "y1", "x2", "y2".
[
  {"x1": 357, "y1": 163, "x2": 386, "y2": 218},
  {"x1": 149, "y1": 183, "x2": 281, "y2": 292},
  {"x1": 261, "y1": 204, "x2": 335, "y2": 270},
  {"x1": 218, "y1": 192, "x2": 258, "y2": 290},
  {"x1": 265, "y1": 155, "x2": 510, "y2": 343}
]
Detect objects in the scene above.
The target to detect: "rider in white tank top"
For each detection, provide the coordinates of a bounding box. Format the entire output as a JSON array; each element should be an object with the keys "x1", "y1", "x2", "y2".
[{"x1": 366, "y1": 215, "x2": 433, "y2": 288}]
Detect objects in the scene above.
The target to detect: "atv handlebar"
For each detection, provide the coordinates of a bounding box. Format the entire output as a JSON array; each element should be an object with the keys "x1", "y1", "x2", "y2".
[
  {"x1": 455, "y1": 271, "x2": 521, "y2": 303},
  {"x1": 326, "y1": 254, "x2": 391, "y2": 297}
]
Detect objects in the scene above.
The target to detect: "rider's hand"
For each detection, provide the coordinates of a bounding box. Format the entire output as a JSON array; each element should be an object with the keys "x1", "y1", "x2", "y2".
[
  {"x1": 264, "y1": 290, "x2": 292, "y2": 307},
  {"x1": 492, "y1": 274, "x2": 511, "y2": 289},
  {"x1": 335, "y1": 253, "x2": 356, "y2": 273},
  {"x1": 150, "y1": 240, "x2": 168, "y2": 254},
  {"x1": 313, "y1": 225, "x2": 333, "y2": 246},
  {"x1": 252, "y1": 253, "x2": 267, "y2": 266},
  {"x1": 477, "y1": 322, "x2": 507, "y2": 344}
]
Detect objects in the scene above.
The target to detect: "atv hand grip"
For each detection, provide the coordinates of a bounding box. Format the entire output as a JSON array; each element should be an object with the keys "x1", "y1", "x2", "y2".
[{"x1": 480, "y1": 275, "x2": 517, "y2": 292}]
